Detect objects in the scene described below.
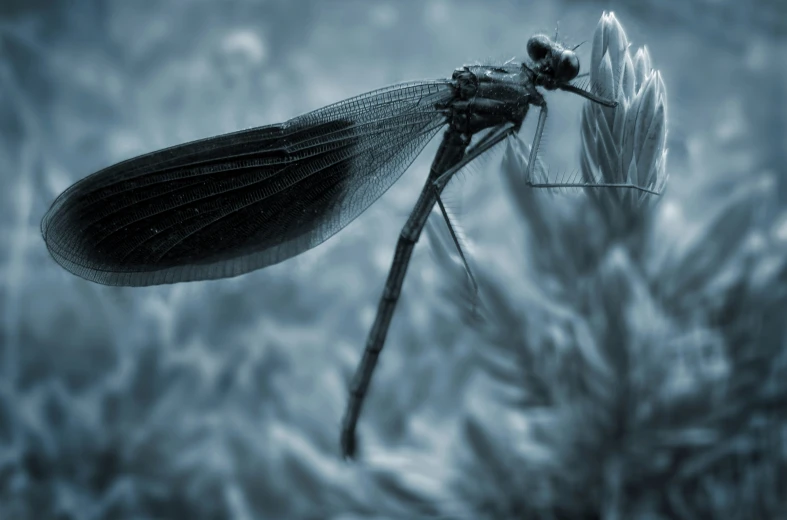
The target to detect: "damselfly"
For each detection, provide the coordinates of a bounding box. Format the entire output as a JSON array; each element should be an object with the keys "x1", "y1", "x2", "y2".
[{"x1": 41, "y1": 33, "x2": 658, "y2": 459}]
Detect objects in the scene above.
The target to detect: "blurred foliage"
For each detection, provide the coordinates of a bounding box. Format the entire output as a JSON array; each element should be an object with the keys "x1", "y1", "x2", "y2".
[{"x1": 0, "y1": 0, "x2": 786, "y2": 519}]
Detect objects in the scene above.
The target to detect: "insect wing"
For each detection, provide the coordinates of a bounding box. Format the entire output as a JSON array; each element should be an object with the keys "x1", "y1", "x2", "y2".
[{"x1": 42, "y1": 81, "x2": 453, "y2": 286}]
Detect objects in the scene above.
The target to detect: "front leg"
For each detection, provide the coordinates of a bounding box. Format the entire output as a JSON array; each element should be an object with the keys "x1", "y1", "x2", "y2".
[{"x1": 525, "y1": 101, "x2": 548, "y2": 183}]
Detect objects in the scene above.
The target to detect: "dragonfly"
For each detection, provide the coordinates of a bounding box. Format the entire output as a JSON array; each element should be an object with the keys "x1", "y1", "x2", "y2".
[{"x1": 41, "y1": 33, "x2": 656, "y2": 459}]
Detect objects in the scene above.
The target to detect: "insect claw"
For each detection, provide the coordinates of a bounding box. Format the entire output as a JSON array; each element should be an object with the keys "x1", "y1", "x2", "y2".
[{"x1": 340, "y1": 429, "x2": 358, "y2": 460}]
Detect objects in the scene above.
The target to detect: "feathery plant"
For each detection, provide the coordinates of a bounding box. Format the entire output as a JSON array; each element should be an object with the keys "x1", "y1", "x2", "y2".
[
  {"x1": 427, "y1": 11, "x2": 787, "y2": 520},
  {"x1": 581, "y1": 11, "x2": 668, "y2": 238},
  {"x1": 3, "y1": 4, "x2": 785, "y2": 518}
]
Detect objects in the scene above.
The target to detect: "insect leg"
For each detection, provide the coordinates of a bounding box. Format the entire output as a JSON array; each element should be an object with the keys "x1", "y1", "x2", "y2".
[
  {"x1": 432, "y1": 124, "x2": 516, "y2": 189},
  {"x1": 525, "y1": 103, "x2": 548, "y2": 184},
  {"x1": 436, "y1": 194, "x2": 479, "y2": 308},
  {"x1": 523, "y1": 103, "x2": 661, "y2": 194}
]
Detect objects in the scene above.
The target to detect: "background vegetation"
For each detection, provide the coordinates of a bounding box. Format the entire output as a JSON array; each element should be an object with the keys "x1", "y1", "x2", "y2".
[{"x1": 1, "y1": 0, "x2": 785, "y2": 518}]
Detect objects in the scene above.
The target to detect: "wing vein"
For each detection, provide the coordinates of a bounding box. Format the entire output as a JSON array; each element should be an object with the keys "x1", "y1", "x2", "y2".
[{"x1": 85, "y1": 113, "x2": 443, "y2": 252}]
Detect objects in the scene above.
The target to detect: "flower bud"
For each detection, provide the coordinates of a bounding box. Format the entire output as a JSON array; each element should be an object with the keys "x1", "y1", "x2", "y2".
[{"x1": 582, "y1": 11, "x2": 668, "y2": 220}]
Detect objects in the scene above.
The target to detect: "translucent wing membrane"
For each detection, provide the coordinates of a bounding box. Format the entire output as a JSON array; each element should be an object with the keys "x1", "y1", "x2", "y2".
[{"x1": 42, "y1": 81, "x2": 453, "y2": 286}]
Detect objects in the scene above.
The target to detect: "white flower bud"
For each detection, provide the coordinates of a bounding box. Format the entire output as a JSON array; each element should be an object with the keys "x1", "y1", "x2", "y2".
[{"x1": 582, "y1": 11, "x2": 668, "y2": 217}]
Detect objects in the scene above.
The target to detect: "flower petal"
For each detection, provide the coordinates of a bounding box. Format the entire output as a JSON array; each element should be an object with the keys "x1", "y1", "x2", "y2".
[
  {"x1": 595, "y1": 104, "x2": 618, "y2": 161},
  {"x1": 654, "y1": 151, "x2": 669, "y2": 194},
  {"x1": 633, "y1": 73, "x2": 658, "y2": 157},
  {"x1": 597, "y1": 50, "x2": 616, "y2": 102},
  {"x1": 595, "y1": 116, "x2": 619, "y2": 185},
  {"x1": 581, "y1": 104, "x2": 599, "y2": 164},
  {"x1": 633, "y1": 47, "x2": 652, "y2": 92},
  {"x1": 655, "y1": 70, "x2": 668, "y2": 121},
  {"x1": 591, "y1": 12, "x2": 610, "y2": 78},
  {"x1": 621, "y1": 89, "x2": 642, "y2": 173},
  {"x1": 580, "y1": 143, "x2": 599, "y2": 185},
  {"x1": 636, "y1": 101, "x2": 666, "y2": 189},
  {"x1": 620, "y1": 51, "x2": 636, "y2": 102},
  {"x1": 626, "y1": 153, "x2": 639, "y2": 190},
  {"x1": 604, "y1": 13, "x2": 630, "y2": 93}
]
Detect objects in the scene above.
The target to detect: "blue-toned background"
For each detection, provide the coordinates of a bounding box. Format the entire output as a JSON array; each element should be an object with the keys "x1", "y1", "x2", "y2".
[{"x1": 1, "y1": 0, "x2": 786, "y2": 518}]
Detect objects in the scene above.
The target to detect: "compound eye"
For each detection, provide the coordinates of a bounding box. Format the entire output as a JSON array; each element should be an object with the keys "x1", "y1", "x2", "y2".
[
  {"x1": 527, "y1": 34, "x2": 552, "y2": 62},
  {"x1": 556, "y1": 50, "x2": 579, "y2": 82}
]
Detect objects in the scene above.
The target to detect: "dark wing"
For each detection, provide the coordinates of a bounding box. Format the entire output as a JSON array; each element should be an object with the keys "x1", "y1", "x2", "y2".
[{"x1": 42, "y1": 80, "x2": 453, "y2": 286}]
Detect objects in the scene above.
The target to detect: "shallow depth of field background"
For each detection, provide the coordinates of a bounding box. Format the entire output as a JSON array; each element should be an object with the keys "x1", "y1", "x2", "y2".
[{"x1": 1, "y1": 0, "x2": 786, "y2": 518}]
